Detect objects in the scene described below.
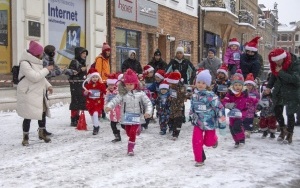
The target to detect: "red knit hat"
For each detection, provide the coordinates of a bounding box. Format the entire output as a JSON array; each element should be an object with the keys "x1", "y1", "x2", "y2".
[
  {"x1": 166, "y1": 72, "x2": 181, "y2": 84},
  {"x1": 217, "y1": 65, "x2": 228, "y2": 77},
  {"x1": 228, "y1": 38, "x2": 240, "y2": 46},
  {"x1": 155, "y1": 69, "x2": 165, "y2": 80},
  {"x1": 159, "y1": 80, "x2": 169, "y2": 90},
  {"x1": 143, "y1": 65, "x2": 154, "y2": 74},
  {"x1": 102, "y1": 42, "x2": 111, "y2": 53},
  {"x1": 123, "y1": 69, "x2": 139, "y2": 84},
  {"x1": 245, "y1": 36, "x2": 262, "y2": 52},
  {"x1": 28, "y1": 41, "x2": 43, "y2": 56},
  {"x1": 244, "y1": 73, "x2": 256, "y2": 86},
  {"x1": 105, "y1": 73, "x2": 118, "y2": 85}
]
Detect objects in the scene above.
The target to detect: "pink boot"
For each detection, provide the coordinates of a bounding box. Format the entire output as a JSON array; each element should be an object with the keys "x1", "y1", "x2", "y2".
[{"x1": 127, "y1": 141, "x2": 135, "y2": 156}]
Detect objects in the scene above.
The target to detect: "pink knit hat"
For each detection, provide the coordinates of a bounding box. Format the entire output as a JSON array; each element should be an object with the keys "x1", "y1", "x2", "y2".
[
  {"x1": 123, "y1": 69, "x2": 139, "y2": 84},
  {"x1": 28, "y1": 41, "x2": 43, "y2": 56}
]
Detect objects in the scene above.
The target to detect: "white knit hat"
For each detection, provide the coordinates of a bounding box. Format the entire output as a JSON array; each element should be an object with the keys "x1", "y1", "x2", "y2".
[{"x1": 196, "y1": 69, "x2": 212, "y2": 86}]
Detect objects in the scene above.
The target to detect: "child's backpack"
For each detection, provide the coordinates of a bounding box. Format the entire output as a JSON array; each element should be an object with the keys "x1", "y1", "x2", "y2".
[{"x1": 11, "y1": 61, "x2": 32, "y2": 84}]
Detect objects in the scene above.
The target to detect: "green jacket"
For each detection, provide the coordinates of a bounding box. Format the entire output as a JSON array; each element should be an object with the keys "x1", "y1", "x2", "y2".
[{"x1": 267, "y1": 54, "x2": 300, "y2": 115}]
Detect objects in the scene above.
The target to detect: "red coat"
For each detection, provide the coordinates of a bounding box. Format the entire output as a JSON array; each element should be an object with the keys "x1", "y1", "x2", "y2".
[{"x1": 84, "y1": 81, "x2": 107, "y2": 115}]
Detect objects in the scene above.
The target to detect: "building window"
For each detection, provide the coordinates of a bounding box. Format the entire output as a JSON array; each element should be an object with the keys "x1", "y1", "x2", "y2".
[
  {"x1": 186, "y1": 0, "x2": 193, "y2": 6},
  {"x1": 277, "y1": 35, "x2": 280, "y2": 41},
  {"x1": 178, "y1": 40, "x2": 192, "y2": 61},
  {"x1": 295, "y1": 34, "x2": 299, "y2": 41},
  {"x1": 282, "y1": 47, "x2": 287, "y2": 51},
  {"x1": 295, "y1": 48, "x2": 299, "y2": 54},
  {"x1": 289, "y1": 34, "x2": 292, "y2": 41},
  {"x1": 289, "y1": 47, "x2": 292, "y2": 52},
  {"x1": 281, "y1": 34, "x2": 288, "y2": 41}
]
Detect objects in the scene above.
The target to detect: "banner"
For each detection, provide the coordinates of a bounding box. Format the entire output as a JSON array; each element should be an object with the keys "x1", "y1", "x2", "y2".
[
  {"x1": 0, "y1": 0, "x2": 11, "y2": 74},
  {"x1": 48, "y1": 0, "x2": 86, "y2": 67}
]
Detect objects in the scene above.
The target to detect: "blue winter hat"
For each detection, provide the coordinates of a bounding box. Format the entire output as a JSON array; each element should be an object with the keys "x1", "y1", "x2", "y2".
[
  {"x1": 208, "y1": 48, "x2": 216, "y2": 55},
  {"x1": 196, "y1": 69, "x2": 212, "y2": 86}
]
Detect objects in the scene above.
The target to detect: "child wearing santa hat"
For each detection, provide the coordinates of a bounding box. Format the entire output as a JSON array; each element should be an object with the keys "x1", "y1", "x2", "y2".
[
  {"x1": 105, "y1": 73, "x2": 122, "y2": 142},
  {"x1": 243, "y1": 73, "x2": 260, "y2": 138},
  {"x1": 212, "y1": 65, "x2": 231, "y2": 101},
  {"x1": 166, "y1": 71, "x2": 187, "y2": 140},
  {"x1": 143, "y1": 65, "x2": 155, "y2": 84},
  {"x1": 82, "y1": 68, "x2": 107, "y2": 135},
  {"x1": 224, "y1": 38, "x2": 242, "y2": 76},
  {"x1": 189, "y1": 70, "x2": 226, "y2": 166},
  {"x1": 155, "y1": 80, "x2": 171, "y2": 135},
  {"x1": 105, "y1": 69, "x2": 153, "y2": 156}
]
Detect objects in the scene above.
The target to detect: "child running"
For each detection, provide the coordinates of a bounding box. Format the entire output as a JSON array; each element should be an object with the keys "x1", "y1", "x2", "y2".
[
  {"x1": 189, "y1": 70, "x2": 226, "y2": 166},
  {"x1": 105, "y1": 69, "x2": 153, "y2": 156},
  {"x1": 223, "y1": 38, "x2": 242, "y2": 76}
]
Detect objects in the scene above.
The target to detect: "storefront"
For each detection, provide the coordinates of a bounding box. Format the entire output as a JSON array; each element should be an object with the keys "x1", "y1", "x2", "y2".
[{"x1": 0, "y1": 0, "x2": 11, "y2": 74}]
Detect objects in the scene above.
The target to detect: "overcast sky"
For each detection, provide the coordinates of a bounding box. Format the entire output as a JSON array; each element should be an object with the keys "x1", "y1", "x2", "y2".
[{"x1": 258, "y1": 0, "x2": 300, "y2": 25}]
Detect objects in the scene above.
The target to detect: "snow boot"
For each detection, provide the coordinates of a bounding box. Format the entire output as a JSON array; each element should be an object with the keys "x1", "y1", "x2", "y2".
[
  {"x1": 283, "y1": 132, "x2": 293, "y2": 144},
  {"x1": 262, "y1": 131, "x2": 268, "y2": 139},
  {"x1": 127, "y1": 141, "x2": 135, "y2": 156},
  {"x1": 22, "y1": 132, "x2": 29, "y2": 146},
  {"x1": 270, "y1": 133, "x2": 275, "y2": 139},
  {"x1": 38, "y1": 128, "x2": 51, "y2": 143},
  {"x1": 93, "y1": 126, "x2": 100, "y2": 135},
  {"x1": 44, "y1": 129, "x2": 52, "y2": 136},
  {"x1": 277, "y1": 127, "x2": 286, "y2": 141},
  {"x1": 70, "y1": 117, "x2": 77, "y2": 127},
  {"x1": 112, "y1": 131, "x2": 121, "y2": 143},
  {"x1": 212, "y1": 141, "x2": 218, "y2": 148}
]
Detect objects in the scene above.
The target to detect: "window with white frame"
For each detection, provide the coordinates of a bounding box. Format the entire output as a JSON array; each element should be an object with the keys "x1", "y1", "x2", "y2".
[
  {"x1": 186, "y1": 0, "x2": 193, "y2": 6},
  {"x1": 295, "y1": 34, "x2": 299, "y2": 41}
]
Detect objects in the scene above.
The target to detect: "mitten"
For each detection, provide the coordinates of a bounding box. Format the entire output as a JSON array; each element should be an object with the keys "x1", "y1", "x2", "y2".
[{"x1": 225, "y1": 103, "x2": 236, "y2": 109}]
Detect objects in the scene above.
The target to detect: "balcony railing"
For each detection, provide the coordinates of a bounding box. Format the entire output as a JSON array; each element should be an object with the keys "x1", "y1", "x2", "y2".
[
  {"x1": 238, "y1": 10, "x2": 253, "y2": 25},
  {"x1": 201, "y1": 0, "x2": 236, "y2": 14}
]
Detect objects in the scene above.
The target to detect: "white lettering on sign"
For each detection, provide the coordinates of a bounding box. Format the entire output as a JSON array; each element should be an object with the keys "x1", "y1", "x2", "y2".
[{"x1": 118, "y1": 0, "x2": 133, "y2": 13}]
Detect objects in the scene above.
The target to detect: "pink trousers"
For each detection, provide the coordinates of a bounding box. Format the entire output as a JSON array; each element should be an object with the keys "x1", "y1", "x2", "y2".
[{"x1": 192, "y1": 126, "x2": 218, "y2": 163}]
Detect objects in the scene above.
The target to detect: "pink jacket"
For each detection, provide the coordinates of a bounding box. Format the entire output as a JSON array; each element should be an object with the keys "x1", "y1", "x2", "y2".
[
  {"x1": 223, "y1": 47, "x2": 241, "y2": 67},
  {"x1": 245, "y1": 89, "x2": 260, "y2": 118},
  {"x1": 105, "y1": 88, "x2": 121, "y2": 122}
]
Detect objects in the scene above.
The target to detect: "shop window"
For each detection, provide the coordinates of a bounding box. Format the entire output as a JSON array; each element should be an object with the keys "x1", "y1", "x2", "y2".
[
  {"x1": 179, "y1": 40, "x2": 192, "y2": 61},
  {"x1": 295, "y1": 34, "x2": 299, "y2": 41},
  {"x1": 281, "y1": 34, "x2": 288, "y2": 41}
]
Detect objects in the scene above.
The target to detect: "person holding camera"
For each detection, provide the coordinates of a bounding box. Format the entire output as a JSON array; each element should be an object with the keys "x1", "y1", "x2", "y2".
[{"x1": 17, "y1": 41, "x2": 54, "y2": 146}]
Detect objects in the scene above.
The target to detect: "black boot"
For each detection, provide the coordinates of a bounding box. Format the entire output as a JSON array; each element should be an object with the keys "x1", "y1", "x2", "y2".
[
  {"x1": 70, "y1": 117, "x2": 77, "y2": 127},
  {"x1": 277, "y1": 127, "x2": 286, "y2": 141},
  {"x1": 44, "y1": 129, "x2": 52, "y2": 136},
  {"x1": 93, "y1": 126, "x2": 100, "y2": 135},
  {"x1": 111, "y1": 130, "x2": 121, "y2": 143}
]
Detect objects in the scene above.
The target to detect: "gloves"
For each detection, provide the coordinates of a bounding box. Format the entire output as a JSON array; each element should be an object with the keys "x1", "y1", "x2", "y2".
[
  {"x1": 225, "y1": 103, "x2": 236, "y2": 109},
  {"x1": 219, "y1": 128, "x2": 226, "y2": 136}
]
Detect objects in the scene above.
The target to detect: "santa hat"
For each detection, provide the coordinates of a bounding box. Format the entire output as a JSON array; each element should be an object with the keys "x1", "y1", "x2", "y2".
[
  {"x1": 231, "y1": 69, "x2": 244, "y2": 85},
  {"x1": 269, "y1": 48, "x2": 287, "y2": 62},
  {"x1": 196, "y1": 68, "x2": 205, "y2": 76},
  {"x1": 166, "y1": 72, "x2": 181, "y2": 84},
  {"x1": 106, "y1": 73, "x2": 118, "y2": 85},
  {"x1": 245, "y1": 36, "x2": 262, "y2": 52},
  {"x1": 123, "y1": 69, "x2": 139, "y2": 84},
  {"x1": 159, "y1": 80, "x2": 169, "y2": 90},
  {"x1": 228, "y1": 38, "x2": 240, "y2": 46},
  {"x1": 82, "y1": 68, "x2": 101, "y2": 90},
  {"x1": 196, "y1": 69, "x2": 212, "y2": 87},
  {"x1": 244, "y1": 73, "x2": 256, "y2": 86},
  {"x1": 217, "y1": 65, "x2": 228, "y2": 77},
  {"x1": 117, "y1": 73, "x2": 124, "y2": 81},
  {"x1": 175, "y1": 46, "x2": 184, "y2": 54},
  {"x1": 143, "y1": 65, "x2": 154, "y2": 74},
  {"x1": 155, "y1": 69, "x2": 165, "y2": 80},
  {"x1": 28, "y1": 41, "x2": 43, "y2": 56}
]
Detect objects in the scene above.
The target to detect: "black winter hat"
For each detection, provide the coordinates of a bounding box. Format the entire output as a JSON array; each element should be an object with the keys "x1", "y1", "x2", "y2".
[{"x1": 154, "y1": 49, "x2": 161, "y2": 56}]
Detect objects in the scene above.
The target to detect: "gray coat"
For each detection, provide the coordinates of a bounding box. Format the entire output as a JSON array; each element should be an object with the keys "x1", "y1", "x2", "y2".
[
  {"x1": 198, "y1": 57, "x2": 222, "y2": 81},
  {"x1": 105, "y1": 82, "x2": 153, "y2": 124}
]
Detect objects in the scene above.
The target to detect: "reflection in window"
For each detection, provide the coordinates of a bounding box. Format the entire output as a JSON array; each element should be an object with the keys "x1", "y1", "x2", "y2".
[
  {"x1": 116, "y1": 29, "x2": 126, "y2": 46},
  {"x1": 127, "y1": 31, "x2": 139, "y2": 48}
]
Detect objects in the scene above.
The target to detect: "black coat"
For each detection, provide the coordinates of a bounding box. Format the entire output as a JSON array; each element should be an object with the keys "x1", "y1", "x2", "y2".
[
  {"x1": 148, "y1": 58, "x2": 167, "y2": 72},
  {"x1": 121, "y1": 58, "x2": 142, "y2": 74},
  {"x1": 68, "y1": 47, "x2": 88, "y2": 110},
  {"x1": 166, "y1": 58, "x2": 196, "y2": 85},
  {"x1": 240, "y1": 53, "x2": 261, "y2": 79}
]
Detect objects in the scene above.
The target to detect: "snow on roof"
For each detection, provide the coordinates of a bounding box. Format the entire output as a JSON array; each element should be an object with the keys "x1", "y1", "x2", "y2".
[
  {"x1": 278, "y1": 24, "x2": 297, "y2": 32},
  {"x1": 201, "y1": 7, "x2": 238, "y2": 19},
  {"x1": 235, "y1": 22, "x2": 256, "y2": 30}
]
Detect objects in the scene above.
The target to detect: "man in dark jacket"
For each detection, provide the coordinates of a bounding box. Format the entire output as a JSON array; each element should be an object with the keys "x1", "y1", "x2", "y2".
[
  {"x1": 264, "y1": 48, "x2": 300, "y2": 144},
  {"x1": 166, "y1": 46, "x2": 196, "y2": 85},
  {"x1": 146, "y1": 49, "x2": 167, "y2": 83},
  {"x1": 121, "y1": 50, "x2": 143, "y2": 75}
]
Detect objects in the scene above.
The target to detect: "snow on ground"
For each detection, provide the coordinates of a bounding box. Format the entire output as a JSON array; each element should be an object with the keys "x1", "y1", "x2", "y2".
[{"x1": 0, "y1": 102, "x2": 300, "y2": 188}]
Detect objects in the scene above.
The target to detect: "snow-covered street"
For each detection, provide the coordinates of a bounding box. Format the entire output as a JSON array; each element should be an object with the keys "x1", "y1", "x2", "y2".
[{"x1": 0, "y1": 103, "x2": 300, "y2": 188}]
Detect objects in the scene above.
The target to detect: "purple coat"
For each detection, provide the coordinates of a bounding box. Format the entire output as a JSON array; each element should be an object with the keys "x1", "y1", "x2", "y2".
[
  {"x1": 223, "y1": 47, "x2": 241, "y2": 67},
  {"x1": 245, "y1": 89, "x2": 260, "y2": 118}
]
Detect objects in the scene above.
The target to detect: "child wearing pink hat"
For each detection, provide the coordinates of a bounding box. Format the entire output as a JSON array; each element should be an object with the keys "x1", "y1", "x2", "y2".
[{"x1": 224, "y1": 38, "x2": 242, "y2": 76}]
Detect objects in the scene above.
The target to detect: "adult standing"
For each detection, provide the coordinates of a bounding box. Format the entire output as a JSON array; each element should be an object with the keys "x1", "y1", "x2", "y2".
[
  {"x1": 17, "y1": 41, "x2": 54, "y2": 146},
  {"x1": 264, "y1": 48, "x2": 300, "y2": 144},
  {"x1": 91, "y1": 42, "x2": 111, "y2": 83},
  {"x1": 121, "y1": 50, "x2": 143, "y2": 75},
  {"x1": 68, "y1": 47, "x2": 88, "y2": 126},
  {"x1": 198, "y1": 48, "x2": 221, "y2": 83},
  {"x1": 240, "y1": 37, "x2": 261, "y2": 79},
  {"x1": 166, "y1": 46, "x2": 196, "y2": 85},
  {"x1": 148, "y1": 49, "x2": 167, "y2": 72}
]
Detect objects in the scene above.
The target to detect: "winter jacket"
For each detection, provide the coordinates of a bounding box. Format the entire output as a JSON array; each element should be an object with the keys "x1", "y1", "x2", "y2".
[
  {"x1": 240, "y1": 53, "x2": 261, "y2": 79},
  {"x1": 223, "y1": 47, "x2": 241, "y2": 67},
  {"x1": 105, "y1": 82, "x2": 153, "y2": 125},
  {"x1": 92, "y1": 54, "x2": 110, "y2": 82},
  {"x1": 212, "y1": 79, "x2": 231, "y2": 100},
  {"x1": 256, "y1": 95, "x2": 275, "y2": 117},
  {"x1": 68, "y1": 47, "x2": 88, "y2": 110},
  {"x1": 166, "y1": 58, "x2": 196, "y2": 85},
  {"x1": 105, "y1": 87, "x2": 121, "y2": 122},
  {"x1": 121, "y1": 58, "x2": 143, "y2": 74},
  {"x1": 17, "y1": 50, "x2": 52, "y2": 120},
  {"x1": 148, "y1": 58, "x2": 167, "y2": 72},
  {"x1": 190, "y1": 90, "x2": 225, "y2": 130},
  {"x1": 267, "y1": 52, "x2": 300, "y2": 115},
  {"x1": 83, "y1": 81, "x2": 106, "y2": 114},
  {"x1": 155, "y1": 91, "x2": 171, "y2": 120},
  {"x1": 198, "y1": 57, "x2": 222, "y2": 82},
  {"x1": 169, "y1": 82, "x2": 186, "y2": 118},
  {"x1": 245, "y1": 89, "x2": 260, "y2": 118}
]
